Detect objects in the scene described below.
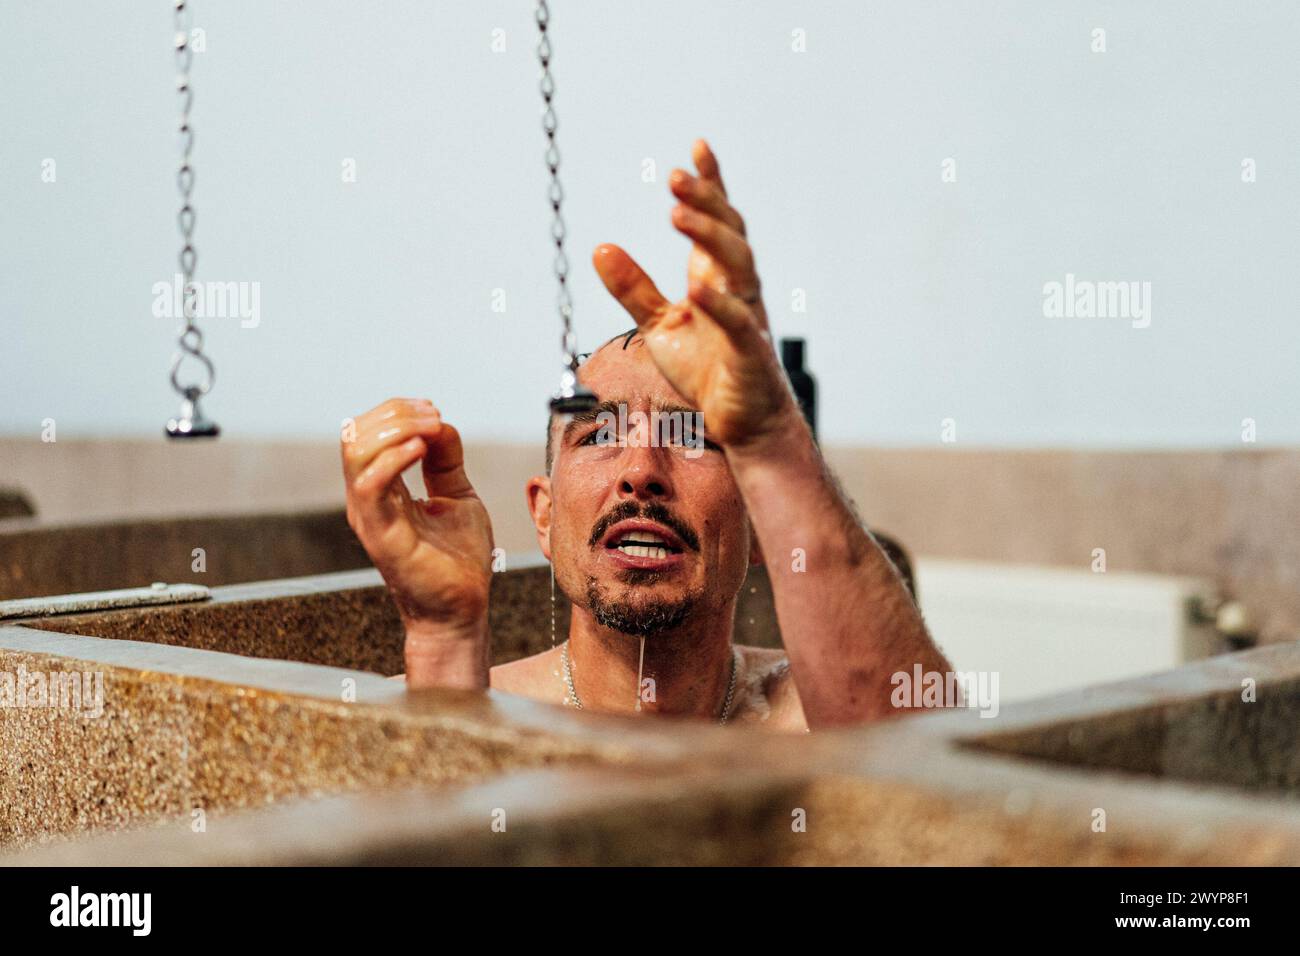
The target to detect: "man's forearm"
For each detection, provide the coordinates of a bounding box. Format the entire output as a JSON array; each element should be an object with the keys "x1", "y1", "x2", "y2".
[
  {"x1": 724, "y1": 405, "x2": 952, "y2": 727},
  {"x1": 403, "y1": 621, "x2": 491, "y2": 691}
]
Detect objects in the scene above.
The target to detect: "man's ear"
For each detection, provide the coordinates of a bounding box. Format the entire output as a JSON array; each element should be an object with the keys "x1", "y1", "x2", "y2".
[{"x1": 526, "y1": 475, "x2": 553, "y2": 561}]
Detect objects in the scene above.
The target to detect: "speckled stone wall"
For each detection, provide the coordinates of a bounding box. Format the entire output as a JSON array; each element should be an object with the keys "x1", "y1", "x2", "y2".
[
  {"x1": 6, "y1": 560, "x2": 788, "y2": 672},
  {"x1": 0, "y1": 628, "x2": 655, "y2": 850},
  {"x1": 1, "y1": 511, "x2": 920, "y2": 668},
  {"x1": 0, "y1": 508, "x2": 371, "y2": 601},
  {"x1": 4, "y1": 624, "x2": 1300, "y2": 865},
  {"x1": 965, "y1": 665, "x2": 1300, "y2": 795},
  {"x1": 2, "y1": 496, "x2": 1297, "y2": 865}
]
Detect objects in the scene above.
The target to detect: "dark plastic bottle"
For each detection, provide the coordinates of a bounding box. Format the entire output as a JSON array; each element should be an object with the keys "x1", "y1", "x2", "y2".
[{"x1": 780, "y1": 337, "x2": 817, "y2": 441}]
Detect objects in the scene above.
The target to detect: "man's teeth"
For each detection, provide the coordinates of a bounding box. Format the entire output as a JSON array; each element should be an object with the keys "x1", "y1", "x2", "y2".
[
  {"x1": 618, "y1": 543, "x2": 669, "y2": 559},
  {"x1": 615, "y1": 534, "x2": 672, "y2": 558}
]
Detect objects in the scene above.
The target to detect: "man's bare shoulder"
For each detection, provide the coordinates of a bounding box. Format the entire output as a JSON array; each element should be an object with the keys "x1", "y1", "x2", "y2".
[
  {"x1": 489, "y1": 646, "x2": 567, "y2": 705},
  {"x1": 733, "y1": 645, "x2": 807, "y2": 733}
]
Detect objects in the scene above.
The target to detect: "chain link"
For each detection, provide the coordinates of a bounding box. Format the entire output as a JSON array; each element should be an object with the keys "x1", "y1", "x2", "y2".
[
  {"x1": 169, "y1": 0, "x2": 215, "y2": 400},
  {"x1": 536, "y1": 1, "x2": 580, "y2": 373}
]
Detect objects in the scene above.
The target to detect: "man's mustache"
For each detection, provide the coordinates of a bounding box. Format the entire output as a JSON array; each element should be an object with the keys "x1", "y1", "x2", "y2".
[{"x1": 587, "y1": 501, "x2": 701, "y2": 552}]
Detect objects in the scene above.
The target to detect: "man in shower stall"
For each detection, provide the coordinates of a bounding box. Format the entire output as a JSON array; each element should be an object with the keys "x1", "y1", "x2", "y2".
[{"x1": 340, "y1": 140, "x2": 951, "y2": 732}]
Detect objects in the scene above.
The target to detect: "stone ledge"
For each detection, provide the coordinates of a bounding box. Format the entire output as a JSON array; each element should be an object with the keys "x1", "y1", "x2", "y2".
[{"x1": 4, "y1": 625, "x2": 1299, "y2": 864}]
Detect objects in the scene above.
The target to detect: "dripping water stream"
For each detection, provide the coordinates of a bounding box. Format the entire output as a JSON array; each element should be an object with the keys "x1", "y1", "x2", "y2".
[{"x1": 635, "y1": 635, "x2": 645, "y2": 712}]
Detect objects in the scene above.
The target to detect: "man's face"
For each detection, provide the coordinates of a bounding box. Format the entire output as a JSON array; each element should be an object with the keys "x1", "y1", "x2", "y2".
[{"x1": 530, "y1": 336, "x2": 755, "y2": 637}]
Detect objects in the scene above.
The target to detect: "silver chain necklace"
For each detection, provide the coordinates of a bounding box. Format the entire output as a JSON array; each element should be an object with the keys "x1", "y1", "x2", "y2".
[{"x1": 561, "y1": 641, "x2": 741, "y2": 724}]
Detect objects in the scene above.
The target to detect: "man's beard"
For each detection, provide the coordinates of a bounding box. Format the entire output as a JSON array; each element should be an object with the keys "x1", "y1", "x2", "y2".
[
  {"x1": 582, "y1": 573, "x2": 701, "y2": 638},
  {"x1": 560, "y1": 499, "x2": 705, "y2": 637}
]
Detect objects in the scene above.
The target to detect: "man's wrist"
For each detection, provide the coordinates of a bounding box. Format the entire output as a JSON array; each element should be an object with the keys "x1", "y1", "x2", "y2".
[
  {"x1": 403, "y1": 619, "x2": 490, "y2": 690},
  {"x1": 722, "y1": 398, "x2": 810, "y2": 464}
]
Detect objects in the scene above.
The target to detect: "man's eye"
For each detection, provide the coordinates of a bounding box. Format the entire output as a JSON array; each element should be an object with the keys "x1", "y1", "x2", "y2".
[
  {"x1": 672, "y1": 422, "x2": 721, "y2": 451},
  {"x1": 575, "y1": 425, "x2": 719, "y2": 451}
]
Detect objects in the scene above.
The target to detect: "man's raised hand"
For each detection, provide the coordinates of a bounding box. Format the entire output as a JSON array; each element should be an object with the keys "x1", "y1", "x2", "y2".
[
  {"x1": 341, "y1": 398, "x2": 494, "y2": 657},
  {"x1": 673, "y1": 139, "x2": 770, "y2": 335},
  {"x1": 592, "y1": 139, "x2": 798, "y2": 450}
]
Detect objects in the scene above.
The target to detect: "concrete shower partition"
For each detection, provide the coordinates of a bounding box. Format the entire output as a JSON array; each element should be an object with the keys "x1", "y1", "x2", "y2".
[
  {"x1": 1, "y1": 510, "x2": 922, "y2": 657},
  {"x1": 0, "y1": 509, "x2": 371, "y2": 600},
  {"x1": 2, "y1": 560, "x2": 788, "y2": 672},
  {"x1": 3, "y1": 613, "x2": 1299, "y2": 863},
  {"x1": 0, "y1": 625, "x2": 667, "y2": 849}
]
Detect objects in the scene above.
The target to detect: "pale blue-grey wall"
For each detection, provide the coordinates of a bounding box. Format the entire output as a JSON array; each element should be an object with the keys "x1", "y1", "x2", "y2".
[{"x1": 2, "y1": 1, "x2": 1297, "y2": 446}]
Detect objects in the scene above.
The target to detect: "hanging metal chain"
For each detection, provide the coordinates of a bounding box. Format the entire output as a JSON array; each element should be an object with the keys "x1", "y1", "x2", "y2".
[
  {"x1": 537, "y1": 1, "x2": 594, "y2": 413},
  {"x1": 166, "y1": 0, "x2": 218, "y2": 437},
  {"x1": 536, "y1": 2, "x2": 574, "y2": 369}
]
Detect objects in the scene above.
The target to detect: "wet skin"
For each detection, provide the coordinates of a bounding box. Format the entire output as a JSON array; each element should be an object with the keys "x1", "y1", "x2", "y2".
[
  {"x1": 343, "y1": 140, "x2": 952, "y2": 731},
  {"x1": 504, "y1": 333, "x2": 808, "y2": 730}
]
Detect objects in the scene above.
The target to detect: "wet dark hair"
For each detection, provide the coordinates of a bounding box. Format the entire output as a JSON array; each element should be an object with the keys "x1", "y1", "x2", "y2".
[{"x1": 544, "y1": 328, "x2": 638, "y2": 474}]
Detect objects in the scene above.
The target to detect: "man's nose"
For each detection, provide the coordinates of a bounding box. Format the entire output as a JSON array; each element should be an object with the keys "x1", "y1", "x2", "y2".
[{"x1": 614, "y1": 441, "x2": 675, "y2": 502}]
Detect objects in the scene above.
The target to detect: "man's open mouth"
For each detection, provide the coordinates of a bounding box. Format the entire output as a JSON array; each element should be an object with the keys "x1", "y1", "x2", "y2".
[
  {"x1": 610, "y1": 533, "x2": 680, "y2": 560},
  {"x1": 601, "y1": 520, "x2": 688, "y2": 560}
]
